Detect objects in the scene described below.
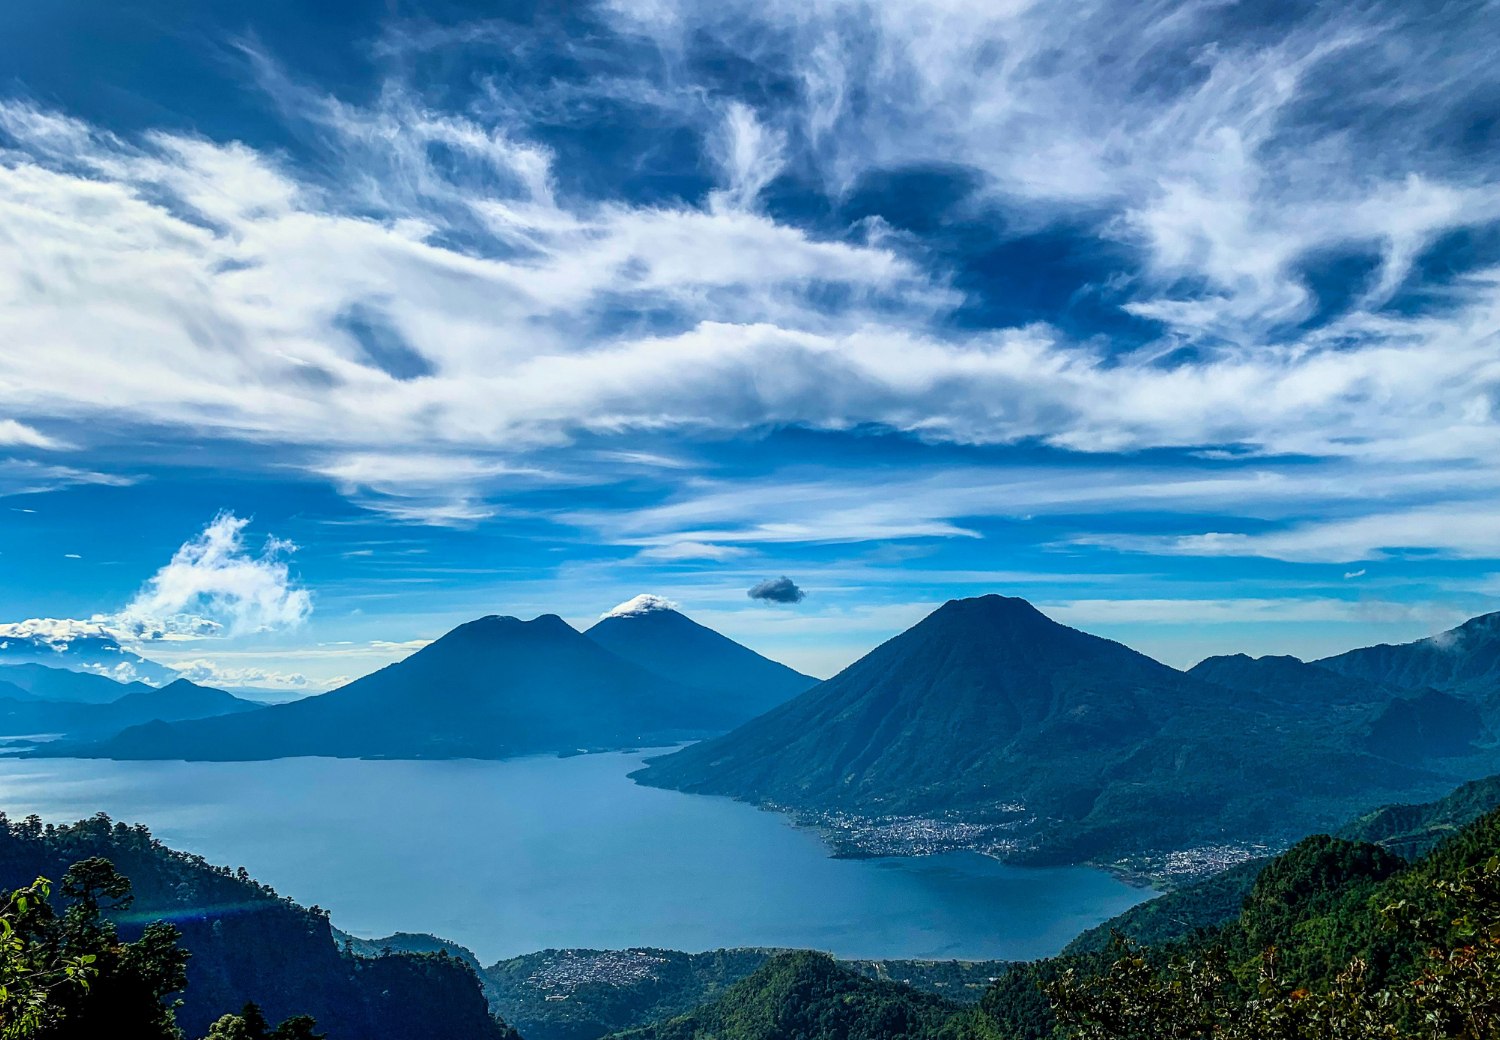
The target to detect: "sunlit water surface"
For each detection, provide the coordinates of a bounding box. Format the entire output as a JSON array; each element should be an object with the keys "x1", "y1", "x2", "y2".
[{"x1": 0, "y1": 752, "x2": 1148, "y2": 963}]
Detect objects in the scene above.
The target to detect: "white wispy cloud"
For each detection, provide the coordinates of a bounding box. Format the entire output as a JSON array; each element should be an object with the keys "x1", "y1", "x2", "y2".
[
  {"x1": 635, "y1": 541, "x2": 750, "y2": 562},
  {"x1": 167, "y1": 659, "x2": 315, "y2": 690},
  {"x1": 0, "y1": 419, "x2": 65, "y2": 449},
  {"x1": 0, "y1": 0, "x2": 1495, "y2": 569},
  {"x1": 709, "y1": 102, "x2": 787, "y2": 212},
  {"x1": 1081, "y1": 502, "x2": 1500, "y2": 564}
]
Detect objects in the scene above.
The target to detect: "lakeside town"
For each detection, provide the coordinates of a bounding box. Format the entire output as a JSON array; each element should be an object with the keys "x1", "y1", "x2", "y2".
[{"x1": 772, "y1": 803, "x2": 1275, "y2": 886}]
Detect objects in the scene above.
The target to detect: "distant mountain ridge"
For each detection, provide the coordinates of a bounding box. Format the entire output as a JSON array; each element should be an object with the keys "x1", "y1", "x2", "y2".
[
  {"x1": 59, "y1": 612, "x2": 747, "y2": 761},
  {"x1": 0, "y1": 669, "x2": 259, "y2": 743},
  {"x1": 0, "y1": 631, "x2": 178, "y2": 684},
  {"x1": 0, "y1": 661, "x2": 156, "y2": 703}
]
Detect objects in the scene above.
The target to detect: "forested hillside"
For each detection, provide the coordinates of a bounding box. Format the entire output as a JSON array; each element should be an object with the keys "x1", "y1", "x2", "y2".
[
  {"x1": 0, "y1": 813, "x2": 512, "y2": 1039},
  {"x1": 602, "y1": 806, "x2": 1500, "y2": 1040}
]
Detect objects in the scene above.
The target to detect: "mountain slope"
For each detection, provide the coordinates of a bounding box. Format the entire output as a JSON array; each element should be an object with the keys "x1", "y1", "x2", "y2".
[
  {"x1": 585, "y1": 597, "x2": 817, "y2": 722},
  {"x1": 0, "y1": 679, "x2": 258, "y2": 742},
  {"x1": 60, "y1": 614, "x2": 732, "y2": 761},
  {"x1": 0, "y1": 661, "x2": 153, "y2": 703},
  {"x1": 1188, "y1": 653, "x2": 1482, "y2": 758},
  {"x1": 1188, "y1": 653, "x2": 1398, "y2": 705},
  {"x1": 90, "y1": 678, "x2": 260, "y2": 732},
  {"x1": 1315, "y1": 610, "x2": 1500, "y2": 700},
  {"x1": 634, "y1": 595, "x2": 1456, "y2": 860},
  {"x1": 1337, "y1": 771, "x2": 1500, "y2": 859}
]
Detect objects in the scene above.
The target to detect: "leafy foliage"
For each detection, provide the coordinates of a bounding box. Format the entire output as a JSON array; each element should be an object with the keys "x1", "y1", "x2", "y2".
[
  {"x1": 0, "y1": 858, "x2": 188, "y2": 1040},
  {"x1": 1045, "y1": 811, "x2": 1500, "y2": 1039},
  {"x1": 203, "y1": 1002, "x2": 326, "y2": 1040},
  {"x1": 0, "y1": 880, "x2": 94, "y2": 1039}
]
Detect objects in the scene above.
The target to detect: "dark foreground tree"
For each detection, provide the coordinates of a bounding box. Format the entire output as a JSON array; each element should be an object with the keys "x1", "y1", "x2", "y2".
[{"x1": 202, "y1": 1001, "x2": 326, "y2": 1040}]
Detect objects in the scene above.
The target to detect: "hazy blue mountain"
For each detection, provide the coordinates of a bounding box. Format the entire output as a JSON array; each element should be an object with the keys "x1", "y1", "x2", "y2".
[
  {"x1": 634, "y1": 595, "x2": 1455, "y2": 861},
  {"x1": 585, "y1": 596, "x2": 818, "y2": 722},
  {"x1": 1188, "y1": 653, "x2": 1400, "y2": 705},
  {"x1": 58, "y1": 613, "x2": 737, "y2": 761},
  {"x1": 0, "y1": 677, "x2": 33, "y2": 702},
  {"x1": 0, "y1": 678, "x2": 258, "y2": 741},
  {"x1": 1315, "y1": 610, "x2": 1500, "y2": 701},
  {"x1": 0, "y1": 661, "x2": 155, "y2": 703},
  {"x1": 0, "y1": 633, "x2": 178, "y2": 684}
]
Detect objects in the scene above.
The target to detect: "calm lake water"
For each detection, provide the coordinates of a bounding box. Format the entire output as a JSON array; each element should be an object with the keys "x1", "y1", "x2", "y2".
[{"x1": 0, "y1": 751, "x2": 1148, "y2": 964}]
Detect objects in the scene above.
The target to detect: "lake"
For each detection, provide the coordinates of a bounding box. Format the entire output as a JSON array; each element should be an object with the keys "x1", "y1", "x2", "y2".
[{"x1": 0, "y1": 751, "x2": 1148, "y2": 964}]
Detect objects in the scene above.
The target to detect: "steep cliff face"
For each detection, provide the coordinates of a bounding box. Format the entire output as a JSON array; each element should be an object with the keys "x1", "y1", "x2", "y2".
[{"x1": 0, "y1": 812, "x2": 507, "y2": 1040}]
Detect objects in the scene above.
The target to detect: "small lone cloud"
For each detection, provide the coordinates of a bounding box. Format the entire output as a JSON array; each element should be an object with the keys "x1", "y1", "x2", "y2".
[
  {"x1": 121, "y1": 511, "x2": 312, "y2": 638},
  {"x1": 748, "y1": 576, "x2": 805, "y2": 605},
  {"x1": 602, "y1": 594, "x2": 679, "y2": 619},
  {"x1": 1343, "y1": 569, "x2": 1366, "y2": 579},
  {"x1": 63, "y1": 553, "x2": 81, "y2": 559}
]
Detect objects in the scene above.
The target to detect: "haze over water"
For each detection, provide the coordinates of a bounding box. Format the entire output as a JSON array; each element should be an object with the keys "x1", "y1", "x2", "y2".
[{"x1": 0, "y1": 750, "x2": 1146, "y2": 963}]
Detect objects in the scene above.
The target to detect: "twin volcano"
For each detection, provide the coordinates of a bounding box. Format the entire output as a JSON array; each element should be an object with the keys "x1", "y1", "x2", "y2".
[{"x1": 69, "y1": 607, "x2": 812, "y2": 761}]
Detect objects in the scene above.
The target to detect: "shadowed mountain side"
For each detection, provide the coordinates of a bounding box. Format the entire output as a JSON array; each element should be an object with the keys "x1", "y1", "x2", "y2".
[
  {"x1": 633, "y1": 596, "x2": 1462, "y2": 862},
  {"x1": 1316, "y1": 610, "x2": 1500, "y2": 702},
  {"x1": 51, "y1": 614, "x2": 736, "y2": 761},
  {"x1": 0, "y1": 662, "x2": 156, "y2": 704},
  {"x1": 0, "y1": 678, "x2": 258, "y2": 741},
  {"x1": 0, "y1": 635, "x2": 179, "y2": 685},
  {"x1": 1188, "y1": 653, "x2": 1483, "y2": 758},
  {"x1": 1188, "y1": 653, "x2": 1406, "y2": 706},
  {"x1": 586, "y1": 602, "x2": 818, "y2": 722},
  {"x1": 1338, "y1": 771, "x2": 1500, "y2": 860}
]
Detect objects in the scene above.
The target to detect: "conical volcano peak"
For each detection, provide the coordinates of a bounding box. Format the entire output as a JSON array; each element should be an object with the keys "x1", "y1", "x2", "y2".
[
  {"x1": 915, "y1": 595, "x2": 1065, "y2": 644},
  {"x1": 585, "y1": 596, "x2": 816, "y2": 719},
  {"x1": 938, "y1": 594, "x2": 1050, "y2": 620},
  {"x1": 601, "y1": 594, "x2": 681, "y2": 620}
]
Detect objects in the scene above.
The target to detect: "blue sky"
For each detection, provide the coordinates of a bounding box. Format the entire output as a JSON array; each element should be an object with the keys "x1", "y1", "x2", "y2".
[{"x1": 1, "y1": 0, "x2": 1499, "y2": 689}]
